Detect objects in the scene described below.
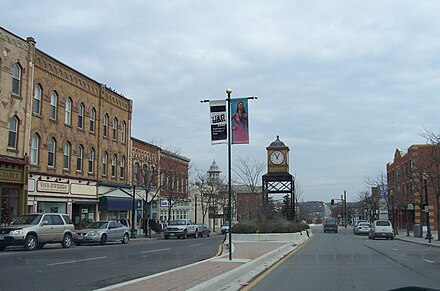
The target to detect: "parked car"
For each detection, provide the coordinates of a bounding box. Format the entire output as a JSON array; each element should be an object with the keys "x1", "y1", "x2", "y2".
[
  {"x1": 196, "y1": 223, "x2": 210, "y2": 237},
  {"x1": 75, "y1": 221, "x2": 130, "y2": 245},
  {"x1": 323, "y1": 218, "x2": 338, "y2": 233},
  {"x1": 354, "y1": 222, "x2": 371, "y2": 235},
  {"x1": 0, "y1": 213, "x2": 75, "y2": 251},
  {"x1": 221, "y1": 221, "x2": 239, "y2": 234},
  {"x1": 353, "y1": 220, "x2": 368, "y2": 234},
  {"x1": 369, "y1": 220, "x2": 394, "y2": 240}
]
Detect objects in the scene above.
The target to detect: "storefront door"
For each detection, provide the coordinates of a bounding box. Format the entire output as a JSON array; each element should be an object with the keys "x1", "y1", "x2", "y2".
[{"x1": 1, "y1": 187, "x2": 19, "y2": 226}]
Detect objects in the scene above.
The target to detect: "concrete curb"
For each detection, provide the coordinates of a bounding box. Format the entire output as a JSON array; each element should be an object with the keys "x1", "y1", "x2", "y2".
[
  {"x1": 189, "y1": 231, "x2": 313, "y2": 291},
  {"x1": 394, "y1": 236, "x2": 440, "y2": 248}
]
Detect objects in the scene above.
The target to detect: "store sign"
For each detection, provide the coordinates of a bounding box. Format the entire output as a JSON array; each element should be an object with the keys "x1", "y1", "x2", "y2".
[
  {"x1": 37, "y1": 180, "x2": 69, "y2": 194},
  {"x1": 0, "y1": 169, "x2": 22, "y2": 183}
]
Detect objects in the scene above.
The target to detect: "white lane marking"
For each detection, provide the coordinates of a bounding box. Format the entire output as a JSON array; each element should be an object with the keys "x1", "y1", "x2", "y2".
[
  {"x1": 47, "y1": 256, "x2": 107, "y2": 266},
  {"x1": 188, "y1": 243, "x2": 205, "y2": 247},
  {"x1": 141, "y1": 248, "x2": 170, "y2": 254},
  {"x1": 392, "y1": 248, "x2": 399, "y2": 251},
  {"x1": 424, "y1": 259, "x2": 435, "y2": 263}
]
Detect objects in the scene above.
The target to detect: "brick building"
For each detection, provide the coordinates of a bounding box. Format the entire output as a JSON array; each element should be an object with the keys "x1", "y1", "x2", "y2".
[
  {"x1": 0, "y1": 28, "x2": 34, "y2": 225},
  {"x1": 387, "y1": 145, "x2": 439, "y2": 231}
]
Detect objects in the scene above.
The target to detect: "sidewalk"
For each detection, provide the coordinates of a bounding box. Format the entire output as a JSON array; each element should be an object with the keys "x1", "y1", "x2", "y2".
[
  {"x1": 394, "y1": 229, "x2": 440, "y2": 248},
  {"x1": 96, "y1": 232, "x2": 311, "y2": 291}
]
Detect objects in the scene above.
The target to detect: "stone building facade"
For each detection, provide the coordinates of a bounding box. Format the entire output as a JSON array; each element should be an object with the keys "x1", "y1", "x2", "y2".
[{"x1": 0, "y1": 28, "x2": 35, "y2": 225}]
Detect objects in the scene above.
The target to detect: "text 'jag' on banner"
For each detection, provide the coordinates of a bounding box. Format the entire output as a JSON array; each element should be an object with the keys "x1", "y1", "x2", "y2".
[
  {"x1": 230, "y1": 98, "x2": 249, "y2": 144},
  {"x1": 210, "y1": 100, "x2": 227, "y2": 144}
]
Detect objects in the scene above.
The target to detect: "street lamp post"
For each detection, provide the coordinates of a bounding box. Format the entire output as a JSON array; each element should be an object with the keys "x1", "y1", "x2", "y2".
[
  {"x1": 226, "y1": 88, "x2": 233, "y2": 261},
  {"x1": 423, "y1": 173, "x2": 432, "y2": 243}
]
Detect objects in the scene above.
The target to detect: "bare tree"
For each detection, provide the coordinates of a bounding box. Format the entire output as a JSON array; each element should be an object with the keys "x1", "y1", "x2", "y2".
[{"x1": 232, "y1": 156, "x2": 265, "y2": 194}]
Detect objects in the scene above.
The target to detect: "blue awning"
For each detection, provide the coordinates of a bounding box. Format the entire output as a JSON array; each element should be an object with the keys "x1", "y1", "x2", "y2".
[{"x1": 99, "y1": 197, "x2": 139, "y2": 211}]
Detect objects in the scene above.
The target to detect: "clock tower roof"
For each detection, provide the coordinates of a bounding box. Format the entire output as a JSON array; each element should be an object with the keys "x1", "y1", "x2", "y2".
[{"x1": 268, "y1": 135, "x2": 287, "y2": 149}]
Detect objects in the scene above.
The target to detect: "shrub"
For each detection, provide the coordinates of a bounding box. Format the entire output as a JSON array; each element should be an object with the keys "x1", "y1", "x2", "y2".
[{"x1": 232, "y1": 220, "x2": 309, "y2": 234}]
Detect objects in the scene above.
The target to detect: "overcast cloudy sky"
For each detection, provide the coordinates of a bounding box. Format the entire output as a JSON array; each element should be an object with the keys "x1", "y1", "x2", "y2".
[{"x1": 3, "y1": 1, "x2": 440, "y2": 202}]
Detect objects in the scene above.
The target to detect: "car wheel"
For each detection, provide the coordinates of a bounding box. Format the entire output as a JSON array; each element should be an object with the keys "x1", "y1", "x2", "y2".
[
  {"x1": 183, "y1": 230, "x2": 187, "y2": 239},
  {"x1": 100, "y1": 234, "x2": 107, "y2": 245},
  {"x1": 194, "y1": 229, "x2": 198, "y2": 238},
  {"x1": 62, "y1": 234, "x2": 73, "y2": 248},
  {"x1": 199, "y1": 232, "x2": 203, "y2": 238},
  {"x1": 390, "y1": 236, "x2": 394, "y2": 240},
  {"x1": 24, "y1": 234, "x2": 38, "y2": 251},
  {"x1": 121, "y1": 233, "x2": 129, "y2": 244},
  {"x1": 207, "y1": 232, "x2": 210, "y2": 237}
]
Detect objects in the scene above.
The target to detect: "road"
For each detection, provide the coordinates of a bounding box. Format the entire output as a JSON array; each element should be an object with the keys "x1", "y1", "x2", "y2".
[
  {"x1": 249, "y1": 226, "x2": 440, "y2": 291},
  {"x1": 0, "y1": 234, "x2": 224, "y2": 291}
]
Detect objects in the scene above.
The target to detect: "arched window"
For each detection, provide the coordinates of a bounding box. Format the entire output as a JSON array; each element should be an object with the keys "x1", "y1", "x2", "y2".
[
  {"x1": 88, "y1": 148, "x2": 95, "y2": 174},
  {"x1": 7, "y1": 116, "x2": 18, "y2": 149},
  {"x1": 120, "y1": 156, "x2": 125, "y2": 179},
  {"x1": 63, "y1": 142, "x2": 71, "y2": 169},
  {"x1": 121, "y1": 121, "x2": 126, "y2": 143},
  {"x1": 103, "y1": 114, "x2": 109, "y2": 137},
  {"x1": 78, "y1": 103, "x2": 84, "y2": 129},
  {"x1": 76, "y1": 145, "x2": 83, "y2": 171},
  {"x1": 102, "y1": 152, "x2": 108, "y2": 176},
  {"x1": 112, "y1": 118, "x2": 118, "y2": 141},
  {"x1": 112, "y1": 154, "x2": 117, "y2": 177},
  {"x1": 30, "y1": 134, "x2": 40, "y2": 165},
  {"x1": 142, "y1": 164, "x2": 148, "y2": 186},
  {"x1": 65, "y1": 98, "x2": 72, "y2": 125},
  {"x1": 49, "y1": 91, "x2": 58, "y2": 120},
  {"x1": 12, "y1": 63, "x2": 21, "y2": 95},
  {"x1": 33, "y1": 85, "x2": 42, "y2": 114},
  {"x1": 89, "y1": 107, "x2": 96, "y2": 133},
  {"x1": 48, "y1": 138, "x2": 56, "y2": 167}
]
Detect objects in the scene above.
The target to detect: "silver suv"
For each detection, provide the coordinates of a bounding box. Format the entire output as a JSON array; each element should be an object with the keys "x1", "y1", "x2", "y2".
[{"x1": 0, "y1": 213, "x2": 75, "y2": 251}]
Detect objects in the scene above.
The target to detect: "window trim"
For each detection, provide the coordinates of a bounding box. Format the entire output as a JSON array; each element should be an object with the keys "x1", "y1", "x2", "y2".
[
  {"x1": 102, "y1": 152, "x2": 108, "y2": 177},
  {"x1": 33, "y1": 85, "x2": 42, "y2": 115},
  {"x1": 7, "y1": 116, "x2": 18, "y2": 149},
  {"x1": 63, "y1": 142, "x2": 71, "y2": 170},
  {"x1": 65, "y1": 98, "x2": 72, "y2": 126},
  {"x1": 49, "y1": 91, "x2": 58, "y2": 120},
  {"x1": 48, "y1": 138, "x2": 56, "y2": 168},
  {"x1": 78, "y1": 103, "x2": 85, "y2": 129},
  {"x1": 88, "y1": 148, "x2": 95, "y2": 174},
  {"x1": 12, "y1": 63, "x2": 21, "y2": 96},
  {"x1": 30, "y1": 134, "x2": 40, "y2": 165},
  {"x1": 76, "y1": 145, "x2": 83, "y2": 171},
  {"x1": 103, "y1": 114, "x2": 109, "y2": 137},
  {"x1": 89, "y1": 107, "x2": 96, "y2": 133}
]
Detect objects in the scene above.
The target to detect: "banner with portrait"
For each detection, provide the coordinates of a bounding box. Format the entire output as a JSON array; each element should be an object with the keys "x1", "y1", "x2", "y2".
[
  {"x1": 230, "y1": 98, "x2": 249, "y2": 144},
  {"x1": 209, "y1": 100, "x2": 227, "y2": 144}
]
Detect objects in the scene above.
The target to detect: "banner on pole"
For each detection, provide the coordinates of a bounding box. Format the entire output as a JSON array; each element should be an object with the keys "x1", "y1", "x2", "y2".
[
  {"x1": 209, "y1": 100, "x2": 227, "y2": 144},
  {"x1": 230, "y1": 98, "x2": 249, "y2": 144}
]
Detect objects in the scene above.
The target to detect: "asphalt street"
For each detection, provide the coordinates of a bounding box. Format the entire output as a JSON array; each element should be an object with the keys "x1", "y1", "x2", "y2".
[
  {"x1": 0, "y1": 235, "x2": 224, "y2": 291},
  {"x1": 248, "y1": 227, "x2": 440, "y2": 291}
]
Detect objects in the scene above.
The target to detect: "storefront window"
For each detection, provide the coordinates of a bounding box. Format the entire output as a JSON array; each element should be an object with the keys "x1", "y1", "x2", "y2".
[
  {"x1": 1, "y1": 188, "x2": 19, "y2": 226},
  {"x1": 37, "y1": 202, "x2": 67, "y2": 214}
]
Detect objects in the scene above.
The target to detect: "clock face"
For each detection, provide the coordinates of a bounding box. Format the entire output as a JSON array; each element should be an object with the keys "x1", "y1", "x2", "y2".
[{"x1": 270, "y1": 150, "x2": 285, "y2": 165}]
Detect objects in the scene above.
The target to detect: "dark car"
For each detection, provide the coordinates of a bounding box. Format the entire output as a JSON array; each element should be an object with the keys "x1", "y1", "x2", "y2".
[
  {"x1": 323, "y1": 219, "x2": 338, "y2": 233},
  {"x1": 196, "y1": 224, "x2": 210, "y2": 237}
]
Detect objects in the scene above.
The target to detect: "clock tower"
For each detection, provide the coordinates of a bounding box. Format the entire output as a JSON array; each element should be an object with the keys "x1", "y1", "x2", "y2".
[
  {"x1": 262, "y1": 135, "x2": 295, "y2": 220},
  {"x1": 267, "y1": 135, "x2": 289, "y2": 173}
]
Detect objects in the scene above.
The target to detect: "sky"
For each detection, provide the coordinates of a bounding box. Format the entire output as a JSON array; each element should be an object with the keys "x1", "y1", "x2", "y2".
[{"x1": 2, "y1": 1, "x2": 440, "y2": 202}]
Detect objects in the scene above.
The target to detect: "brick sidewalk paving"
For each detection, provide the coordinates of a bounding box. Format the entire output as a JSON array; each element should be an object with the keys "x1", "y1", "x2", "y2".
[{"x1": 98, "y1": 242, "x2": 286, "y2": 291}]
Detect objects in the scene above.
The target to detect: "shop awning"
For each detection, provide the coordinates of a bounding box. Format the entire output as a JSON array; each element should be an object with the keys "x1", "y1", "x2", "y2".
[{"x1": 99, "y1": 197, "x2": 139, "y2": 211}]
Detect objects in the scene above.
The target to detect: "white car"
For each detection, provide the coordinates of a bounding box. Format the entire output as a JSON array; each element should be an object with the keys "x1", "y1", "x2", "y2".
[
  {"x1": 354, "y1": 222, "x2": 371, "y2": 235},
  {"x1": 353, "y1": 220, "x2": 368, "y2": 234},
  {"x1": 369, "y1": 220, "x2": 394, "y2": 240},
  {"x1": 221, "y1": 221, "x2": 239, "y2": 234}
]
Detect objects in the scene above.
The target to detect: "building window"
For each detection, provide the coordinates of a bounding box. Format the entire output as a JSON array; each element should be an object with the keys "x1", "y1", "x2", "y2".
[
  {"x1": 134, "y1": 163, "x2": 139, "y2": 185},
  {"x1": 78, "y1": 103, "x2": 84, "y2": 129},
  {"x1": 112, "y1": 118, "x2": 118, "y2": 141},
  {"x1": 7, "y1": 116, "x2": 18, "y2": 149},
  {"x1": 89, "y1": 107, "x2": 96, "y2": 133},
  {"x1": 120, "y1": 156, "x2": 125, "y2": 179},
  {"x1": 65, "y1": 98, "x2": 72, "y2": 125},
  {"x1": 103, "y1": 114, "x2": 109, "y2": 137},
  {"x1": 33, "y1": 85, "x2": 42, "y2": 115},
  {"x1": 112, "y1": 154, "x2": 117, "y2": 177},
  {"x1": 49, "y1": 91, "x2": 58, "y2": 120},
  {"x1": 76, "y1": 145, "x2": 83, "y2": 171},
  {"x1": 102, "y1": 152, "x2": 108, "y2": 177},
  {"x1": 30, "y1": 134, "x2": 40, "y2": 165},
  {"x1": 12, "y1": 63, "x2": 21, "y2": 95},
  {"x1": 121, "y1": 121, "x2": 126, "y2": 143},
  {"x1": 48, "y1": 138, "x2": 56, "y2": 167},
  {"x1": 63, "y1": 142, "x2": 71, "y2": 170},
  {"x1": 88, "y1": 148, "x2": 95, "y2": 174}
]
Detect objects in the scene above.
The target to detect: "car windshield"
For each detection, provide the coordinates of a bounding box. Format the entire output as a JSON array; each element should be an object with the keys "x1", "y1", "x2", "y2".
[
  {"x1": 85, "y1": 221, "x2": 108, "y2": 229},
  {"x1": 11, "y1": 214, "x2": 42, "y2": 225},
  {"x1": 359, "y1": 223, "x2": 370, "y2": 226},
  {"x1": 376, "y1": 221, "x2": 391, "y2": 226},
  {"x1": 170, "y1": 220, "x2": 186, "y2": 225},
  {"x1": 325, "y1": 220, "x2": 336, "y2": 225}
]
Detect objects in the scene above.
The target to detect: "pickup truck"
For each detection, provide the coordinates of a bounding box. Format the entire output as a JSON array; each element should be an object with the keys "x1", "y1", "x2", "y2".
[{"x1": 164, "y1": 219, "x2": 198, "y2": 239}]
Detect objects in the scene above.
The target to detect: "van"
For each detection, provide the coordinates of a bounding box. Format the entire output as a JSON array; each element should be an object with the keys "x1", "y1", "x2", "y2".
[{"x1": 368, "y1": 220, "x2": 394, "y2": 240}]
